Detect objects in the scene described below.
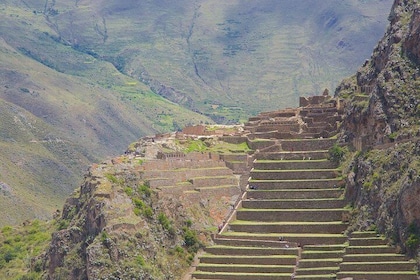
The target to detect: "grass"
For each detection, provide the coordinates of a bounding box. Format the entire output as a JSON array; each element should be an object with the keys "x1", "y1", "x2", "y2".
[
  {"x1": 175, "y1": 138, "x2": 251, "y2": 154},
  {"x1": 0, "y1": 220, "x2": 54, "y2": 279},
  {"x1": 255, "y1": 159, "x2": 330, "y2": 163}
]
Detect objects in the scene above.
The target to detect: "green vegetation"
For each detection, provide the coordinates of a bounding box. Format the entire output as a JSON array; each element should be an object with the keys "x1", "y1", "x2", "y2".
[
  {"x1": 158, "y1": 213, "x2": 175, "y2": 235},
  {"x1": 0, "y1": 221, "x2": 53, "y2": 280},
  {"x1": 123, "y1": 183, "x2": 154, "y2": 219},
  {"x1": 328, "y1": 144, "x2": 346, "y2": 163},
  {"x1": 176, "y1": 137, "x2": 251, "y2": 154},
  {"x1": 406, "y1": 223, "x2": 420, "y2": 256},
  {"x1": 183, "y1": 227, "x2": 200, "y2": 253}
]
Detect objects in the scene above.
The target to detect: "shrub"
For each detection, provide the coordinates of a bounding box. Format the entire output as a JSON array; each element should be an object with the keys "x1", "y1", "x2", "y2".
[
  {"x1": 183, "y1": 227, "x2": 200, "y2": 253},
  {"x1": 124, "y1": 187, "x2": 133, "y2": 196},
  {"x1": 105, "y1": 173, "x2": 119, "y2": 184},
  {"x1": 158, "y1": 213, "x2": 174, "y2": 234},
  {"x1": 136, "y1": 255, "x2": 145, "y2": 267},
  {"x1": 100, "y1": 231, "x2": 109, "y2": 244},
  {"x1": 133, "y1": 198, "x2": 145, "y2": 209},
  {"x1": 133, "y1": 208, "x2": 141, "y2": 216},
  {"x1": 143, "y1": 207, "x2": 153, "y2": 219},
  {"x1": 1, "y1": 226, "x2": 12, "y2": 235},
  {"x1": 184, "y1": 229, "x2": 198, "y2": 247},
  {"x1": 329, "y1": 143, "x2": 345, "y2": 163},
  {"x1": 406, "y1": 222, "x2": 420, "y2": 255},
  {"x1": 3, "y1": 250, "x2": 15, "y2": 263},
  {"x1": 405, "y1": 233, "x2": 420, "y2": 254},
  {"x1": 174, "y1": 245, "x2": 184, "y2": 254},
  {"x1": 57, "y1": 219, "x2": 69, "y2": 230},
  {"x1": 185, "y1": 219, "x2": 193, "y2": 228},
  {"x1": 388, "y1": 132, "x2": 398, "y2": 141},
  {"x1": 139, "y1": 184, "x2": 151, "y2": 197}
]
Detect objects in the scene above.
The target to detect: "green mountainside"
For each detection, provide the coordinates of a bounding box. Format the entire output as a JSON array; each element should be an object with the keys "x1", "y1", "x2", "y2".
[
  {"x1": 0, "y1": 2, "x2": 212, "y2": 225},
  {"x1": 0, "y1": 1, "x2": 392, "y2": 224}
]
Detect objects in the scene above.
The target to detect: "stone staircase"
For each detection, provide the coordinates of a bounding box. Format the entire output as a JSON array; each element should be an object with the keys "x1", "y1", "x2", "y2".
[
  {"x1": 192, "y1": 237, "x2": 299, "y2": 279},
  {"x1": 336, "y1": 231, "x2": 418, "y2": 280},
  {"x1": 191, "y1": 134, "x2": 348, "y2": 280}
]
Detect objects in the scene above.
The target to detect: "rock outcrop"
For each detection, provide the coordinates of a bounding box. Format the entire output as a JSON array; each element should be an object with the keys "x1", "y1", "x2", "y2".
[{"x1": 336, "y1": 0, "x2": 420, "y2": 257}]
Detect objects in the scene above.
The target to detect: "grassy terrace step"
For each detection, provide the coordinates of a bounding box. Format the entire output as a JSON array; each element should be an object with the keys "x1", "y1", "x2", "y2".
[
  {"x1": 336, "y1": 271, "x2": 419, "y2": 280},
  {"x1": 295, "y1": 266, "x2": 339, "y2": 275},
  {"x1": 349, "y1": 237, "x2": 388, "y2": 246},
  {"x1": 253, "y1": 159, "x2": 337, "y2": 170},
  {"x1": 195, "y1": 263, "x2": 295, "y2": 273},
  {"x1": 256, "y1": 150, "x2": 329, "y2": 160},
  {"x1": 250, "y1": 169, "x2": 341, "y2": 180},
  {"x1": 248, "y1": 178, "x2": 344, "y2": 189},
  {"x1": 343, "y1": 253, "x2": 409, "y2": 262},
  {"x1": 205, "y1": 245, "x2": 299, "y2": 256},
  {"x1": 219, "y1": 232, "x2": 347, "y2": 245},
  {"x1": 303, "y1": 244, "x2": 348, "y2": 251},
  {"x1": 246, "y1": 189, "x2": 343, "y2": 199},
  {"x1": 294, "y1": 274, "x2": 336, "y2": 280},
  {"x1": 192, "y1": 271, "x2": 295, "y2": 280},
  {"x1": 199, "y1": 254, "x2": 297, "y2": 265},
  {"x1": 229, "y1": 220, "x2": 348, "y2": 234},
  {"x1": 298, "y1": 258, "x2": 343, "y2": 268},
  {"x1": 195, "y1": 185, "x2": 239, "y2": 191},
  {"x1": 242, "y1": 198, "x2": 346, "y2": 209},
  {"x1": 236, "y1": 208, "x2": 348, "y2": 222},
  {"x1": 350, "y1": 231, "x2": 381, "y2": 238},
  {"x1": 213, "y1": 237, "x2": 297, "y2": 248},
  {"x1": 301, "y1": 250, "x2": 345, "y2": 259},
  {"x1": 345, "y1": 245, "x2": 397, "y2": 254},
  {"x1": 236, "y1": 208, "x2": 347, "y2": 222},
  {"x1": 339, "y1": 261, "x2": 417, "y2": 271}
]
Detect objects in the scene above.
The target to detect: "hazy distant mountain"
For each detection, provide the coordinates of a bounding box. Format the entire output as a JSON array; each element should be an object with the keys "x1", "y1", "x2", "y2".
[{"x1": 15, "y1": 0, "x2": 393, "y2": 121}]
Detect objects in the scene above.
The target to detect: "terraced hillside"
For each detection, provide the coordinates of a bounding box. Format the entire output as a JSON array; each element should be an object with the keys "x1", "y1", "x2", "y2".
[{"x1": 191, "y1": 95, "x2": 418, "y2": 280}]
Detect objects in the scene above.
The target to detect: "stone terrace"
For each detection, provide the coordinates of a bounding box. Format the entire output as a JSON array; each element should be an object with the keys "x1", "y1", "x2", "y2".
[{"x1": 190, "y1": 94, "x2": 418, "y2": 280}]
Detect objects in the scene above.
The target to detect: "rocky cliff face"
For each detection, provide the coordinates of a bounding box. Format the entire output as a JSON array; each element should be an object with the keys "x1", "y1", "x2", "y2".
[
  {"x1": 337, "y1": 0, "x2": 420, "y2": 147},
  {"x1": 42, "y1": 133, "x2": 243, "y2": 280},
  {"x1": 337, "y1": 0, "x2": 420, "y2": 255}
]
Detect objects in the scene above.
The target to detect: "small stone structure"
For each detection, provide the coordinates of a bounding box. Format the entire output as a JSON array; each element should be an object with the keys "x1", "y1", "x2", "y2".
[{"x1": 245, "y1": 92, "x2": 343, "y2": 139}]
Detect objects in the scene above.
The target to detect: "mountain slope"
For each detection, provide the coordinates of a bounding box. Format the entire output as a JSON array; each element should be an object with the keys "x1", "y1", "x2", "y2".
[{"x1": 0, "y1": 6, "x2": 212, "y2": 225}]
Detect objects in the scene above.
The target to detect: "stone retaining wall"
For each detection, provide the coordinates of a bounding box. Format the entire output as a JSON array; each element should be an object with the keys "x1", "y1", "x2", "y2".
[
  {"x1": 250, "y1": 169, "x2": 340, "y2": 180},
  {"x1": 141, "y1": 159, "x2": 225, "y2": 171},
  {"x1": 280, "y1": 138, "x2": 336, "y2": 151}
]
